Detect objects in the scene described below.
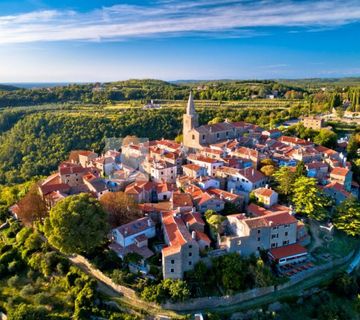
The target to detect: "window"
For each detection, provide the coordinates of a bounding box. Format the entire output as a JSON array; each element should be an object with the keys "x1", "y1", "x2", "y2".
[
  {"x1": 189, "y1": 245, "x2": 192, "y2": 249},
  {"x1": 202, "y1": 135, "x2": 205, "y2": 140},
  {"x1": 189, "y1": 261, "x2": 192, "y2": 266},
  {"x1": 161, "y1": 171, "x2": 164, "y2": 175},
  {"x1": 189, "y1": 252, "x2": 192, "y2": 257},
  {"x1": 257, "y1": 229, "x2": 261, "y2": 234},
  {"x1": 257, "y1": 237, "x2": 260, "y2": 241},
  {"x1": 192, "y1": 135, "x2": 195, "y2": 140},
  {"x1": 226, "y1": 131, "x2": 229, "y2": 136},
  {"x1": 285, "y1": 232, "x2": 288, "y2": 237},
  {"x1": 217, "y1": 133, "x2": 220, "y2": 139},
  {"x1": 171, "y1": 268, "x2": 174, "y2": 273},
  {"x1": 171, "y1": 259, "x2": 174, "y2": 264},
  {"x1": 283, "y1": 240, "x2": 289, "y2": 246}
]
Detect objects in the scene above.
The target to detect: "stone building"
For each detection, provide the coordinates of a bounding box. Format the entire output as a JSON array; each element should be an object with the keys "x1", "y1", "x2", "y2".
[{"x1": 302, "y1": 116, "x2": 324, "y2": 130}]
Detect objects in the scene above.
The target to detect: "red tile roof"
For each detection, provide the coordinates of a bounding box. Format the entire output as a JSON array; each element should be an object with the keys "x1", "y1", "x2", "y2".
[
  {"x1": 172, "y1": 192, "x2": 194, "y2": 208},
  {"x1": 253, "y1": 187, "x2": 275, "y2": 198},
  {"x1": 323, "y1": 182, "x2": 351, "y2": 197},
  {"x1": 269, "y1": 243, "x2": 307, "y2": 260},
  {"x1": 239, "y1": 168, "x2": 266, "y2": 183},
  {"x1": 330, "y1": 167, "x2": 350, "y2": 177}
]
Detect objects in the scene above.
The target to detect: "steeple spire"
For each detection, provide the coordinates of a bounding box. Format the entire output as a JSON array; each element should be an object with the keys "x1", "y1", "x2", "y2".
[{"x1": 186, "y1": 90, "x2": 196, "y2": 115}]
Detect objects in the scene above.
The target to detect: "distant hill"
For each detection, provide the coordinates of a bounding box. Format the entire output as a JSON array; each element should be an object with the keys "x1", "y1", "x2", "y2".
[{"x1": 0, "y1": 84, "x2": 19, "y2": 91}]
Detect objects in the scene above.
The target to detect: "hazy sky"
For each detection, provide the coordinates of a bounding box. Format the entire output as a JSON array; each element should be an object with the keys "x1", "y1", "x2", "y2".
[{"x1": 0, "y1": 0, "x2": 359, "y2": 82}]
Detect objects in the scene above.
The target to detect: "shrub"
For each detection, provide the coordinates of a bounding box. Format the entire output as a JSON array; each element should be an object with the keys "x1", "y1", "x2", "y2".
[
  {"x1": 7, "y1": 274, "x2": 21, "y2": 287},
  {"x1": 15, "y1": 227, "x2": 33, "y2": 245},
  {"x1": 8, "y1": 260, "x2": 23, "y2": 274},
  {"x1": 20, "y1": 284, "x2": 36, "y2": 297}
]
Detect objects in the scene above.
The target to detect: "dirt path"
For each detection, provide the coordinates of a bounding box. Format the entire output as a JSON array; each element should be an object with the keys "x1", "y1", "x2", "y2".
[
  {"x1": 69, "y1": 254, "x2": 183, "y2": 319},
  {"x1": 308, "y1": 220, "x2": 323, "y2": 252}
]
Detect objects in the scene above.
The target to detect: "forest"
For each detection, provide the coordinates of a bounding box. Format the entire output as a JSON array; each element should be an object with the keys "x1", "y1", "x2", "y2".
[
  {"x1": 0, "y1": 106, "x2": 297, "y2": 185},
  {"x1": 1, "y1": 78, "x2": 359, "y2": 108}
]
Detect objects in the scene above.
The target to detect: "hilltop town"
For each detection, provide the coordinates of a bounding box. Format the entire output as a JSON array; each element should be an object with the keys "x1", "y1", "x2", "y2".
[{"x1": 10, "y1": 91, "x2": 355, "y2": 287}]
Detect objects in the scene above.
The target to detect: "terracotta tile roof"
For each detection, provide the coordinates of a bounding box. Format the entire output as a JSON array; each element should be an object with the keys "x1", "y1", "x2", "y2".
[
  {"x1": 59, "y1": 163, "x2": 87, "y2": 175},
  {"x1": 162, "y1": 211, "x2": 192, "y2": 249},
  {"x1": 315, "y1": 145, "x2": 338, "y2": 156},
  {"x1": 41, "y1": 173, "x2": 61, "y2": 186},
  {"x1": 156, "y1": 139, "x2": 181, "y2": 150},
  {"x1": 278, "y1": 136, "x2": 313, "y2": 146},
  {"x1": 207, "y1": 188, "x2": 241, "y2": 202},
  {"x1": 245, "y1": 210, "x2": 297, "y2": 228},
  {"x1": 269, "y1": 243, "x2": 307, "y2": 260},
  {"x1": 183, "y1": 163, "x2": 203, "y2": 172},
  {"x1": 201, "y1": 147, "x2": 224, "y2": 155},
  {"x1": 306, "y1": 162, "x2": 328, "y2": 170},
  {"x1": 323, "y1": 182, "x2": 351, "y2": 197},
  {"x1": 239, "y1": 168, "x2": 266, "y2": 183},
  {"x1": 188, "y1": 154, "x2": 222, "y2": 164},
  {"x1": 330, "y1": 167, "x2": 350, "y2": 177},
  {"x1": 196, "y1": 121, "x2": 235, "y2": 133},
  {"x1": 183, "y1": 211, "x2": 205, "y2": 226},
  {"x1": 195, "y1": 230, "x2": 211, "y2": 243},
  {"x1": 247, "y1": 203, "x2": 269, "y2": 217},
  {"x1": 125, "y1": 180, "x2": 153, "y2": 195},
  {"x1": 172, "y1": 192, "x2": 194, "y2": 208},
  {"x1": 39, "y1": 183, "x2": 70, "y2": 196},
  {"x1": 253, "y1": 187, "x2": 275, "y2": 198},
  {"x1": 232, "y1": 146, "x2": 259, "y2": 159}
]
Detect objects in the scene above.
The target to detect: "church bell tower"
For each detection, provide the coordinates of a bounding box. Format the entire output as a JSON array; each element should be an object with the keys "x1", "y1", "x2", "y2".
[{"x1": 183, "y1": 91, "x2": 198, "y2": 139}]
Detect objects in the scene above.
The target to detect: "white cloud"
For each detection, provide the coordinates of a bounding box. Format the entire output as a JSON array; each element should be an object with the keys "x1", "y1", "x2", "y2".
[{"x1": 0, "y1": 0, "x2": 359, "y2": 44}]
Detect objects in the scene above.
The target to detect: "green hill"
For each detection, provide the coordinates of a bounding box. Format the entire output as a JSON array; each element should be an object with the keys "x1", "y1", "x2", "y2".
[{"x1": 0, "y1": 84, "x2": 19, "y2": 91}]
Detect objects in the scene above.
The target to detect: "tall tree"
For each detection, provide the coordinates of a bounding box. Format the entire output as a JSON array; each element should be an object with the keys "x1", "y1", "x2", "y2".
[
  {"x1": 313, "y1": 129, "x2": 338, "y2": 148},
  {"x1": 273, "y1": 166, "x2": 296, "y2": 196},
  {"x1": 333, "y1": 197, "x2": 360, "y2": 237},
  {"x1": 291, "y1": 176, "x2": 329, "y2": 220},
  {"x1": 44, "y1": 194, "x2": 108, "y2": 254},
  {"x1": 295, "y1": 161, "x2": 306, "y2": 178},
  {"x1": 16, "y1": 185, "x2": 47, "y2": 226},
  {"x1": 99, "y1": 192, "x2": 142, "y2": 228}
]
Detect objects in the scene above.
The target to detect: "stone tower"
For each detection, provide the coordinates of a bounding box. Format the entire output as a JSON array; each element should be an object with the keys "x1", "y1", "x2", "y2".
[{"x1": 183, "y1": 91, "x2": 198, "y2": 147}]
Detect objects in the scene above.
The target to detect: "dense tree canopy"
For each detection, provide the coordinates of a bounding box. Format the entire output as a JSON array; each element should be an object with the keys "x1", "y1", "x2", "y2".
[
  {"x1": 313, "y1": 129, "x2": 338, "y2": 148},
  {"x1": 333, "y1": 198, "x2": 360, "y2": 237},
  {"x1": 291, "y1": 176, "x2": 330, "y2": 220},
  {"x1": 273, "y1": 166, "x2": 296, "y2": 196},
  {"x1": 44, "y1": 194, "x2": 109, "y2": 254}
]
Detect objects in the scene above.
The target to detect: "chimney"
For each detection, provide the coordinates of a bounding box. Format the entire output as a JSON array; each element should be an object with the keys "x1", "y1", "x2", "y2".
[
  {"x1": 230, "y1": 188, "x2": 234, "y2": 194},
  {"x1": 191, "y1": 207, "x2": 196, "y2": 213},
  {"x1": 265, "y1": 184, "x2": 269, "y2": 189},
  {"x1": 147, "y1": 219, "x2": 152, "y2": 227},
  {"x1": 191, "y1": 231, "x2": 196, "y2": 240}
]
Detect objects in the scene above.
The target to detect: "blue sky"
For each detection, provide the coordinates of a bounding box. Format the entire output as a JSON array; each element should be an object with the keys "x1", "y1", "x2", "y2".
[{"x1": 0, "y1": 0, "x2": 359, "y2": 82}]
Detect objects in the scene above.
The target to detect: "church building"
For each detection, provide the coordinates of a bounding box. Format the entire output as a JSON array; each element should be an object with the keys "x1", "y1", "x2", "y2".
[{"x1": 183, "y1": 91, "x2": 248, "y2": 149}]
